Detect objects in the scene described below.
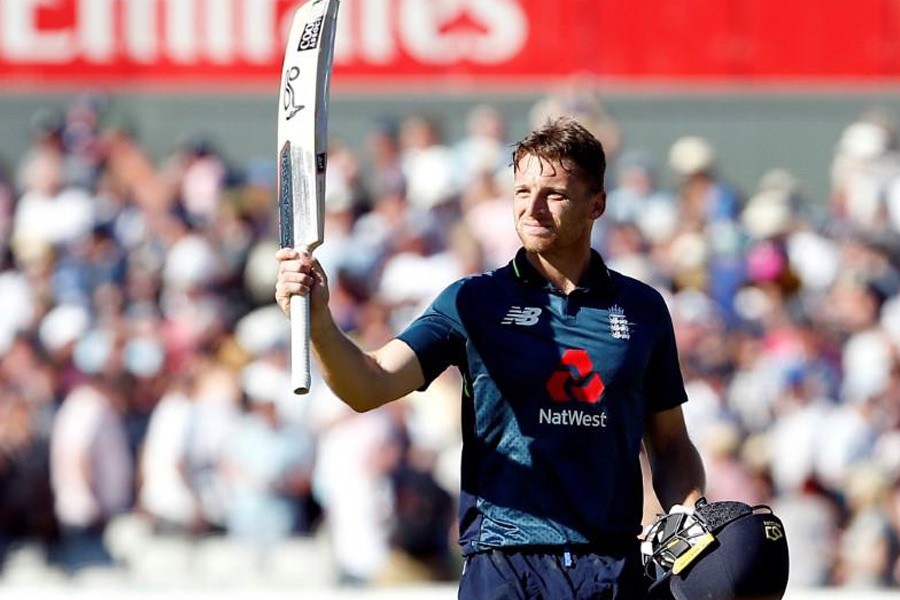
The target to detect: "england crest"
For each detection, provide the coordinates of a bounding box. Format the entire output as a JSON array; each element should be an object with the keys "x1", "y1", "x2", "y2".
[{"x1": 609, "y1": 305, "x2": 630, "y2": 340}]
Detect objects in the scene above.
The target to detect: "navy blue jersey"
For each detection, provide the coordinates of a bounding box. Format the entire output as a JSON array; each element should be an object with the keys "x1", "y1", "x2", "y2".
[{"x1": 397, "y1": 249, "x2": 688, "y2": 555}]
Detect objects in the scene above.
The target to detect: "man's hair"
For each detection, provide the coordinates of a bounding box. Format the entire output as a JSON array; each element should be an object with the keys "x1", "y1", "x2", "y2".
[{"x1": 512, "y1": 116, "x2": 607, "y2": 193}]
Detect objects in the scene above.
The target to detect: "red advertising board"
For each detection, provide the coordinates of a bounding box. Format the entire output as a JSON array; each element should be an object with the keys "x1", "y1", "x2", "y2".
[{"x1": 0, "y1": 0, "x2": 897, "y2": 90}]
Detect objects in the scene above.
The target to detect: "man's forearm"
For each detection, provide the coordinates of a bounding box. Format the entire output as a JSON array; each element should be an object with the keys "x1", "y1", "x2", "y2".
[
  {"x1": 649, "y1": 437, "x2": 706, "y2": 510},
  {"x1": 310, "y1": 314, "x2": 421, "y2": 412}
]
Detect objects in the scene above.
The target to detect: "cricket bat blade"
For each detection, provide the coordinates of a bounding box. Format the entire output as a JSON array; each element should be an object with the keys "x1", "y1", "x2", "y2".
[{"x1": 277, "y1": 0, "x2": 340, "y2": 394}]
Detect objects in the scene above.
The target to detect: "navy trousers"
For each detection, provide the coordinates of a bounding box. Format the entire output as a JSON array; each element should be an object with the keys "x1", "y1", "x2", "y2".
[{"x1": 458, "y1": 545, "x2": 648, "y2": 600}]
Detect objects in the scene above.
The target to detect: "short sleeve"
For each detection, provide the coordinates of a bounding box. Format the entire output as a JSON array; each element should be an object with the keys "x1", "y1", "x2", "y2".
[
  {"x1": 644, "y1": 296, "x2": 689, "y2": 413},
  {"x1": 396, "y1": 280, "x2": 468, "y2": 389}
]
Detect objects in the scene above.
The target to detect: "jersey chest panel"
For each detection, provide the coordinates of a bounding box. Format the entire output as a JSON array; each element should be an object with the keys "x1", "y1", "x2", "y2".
[{"x1": 460, "y1": 289, "x2": 656, "y2": 446}]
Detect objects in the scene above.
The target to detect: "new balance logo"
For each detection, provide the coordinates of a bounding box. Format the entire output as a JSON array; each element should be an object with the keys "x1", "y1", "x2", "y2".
[{"x1": 501, "y1": 306, "x2": 542, "y2": 326}]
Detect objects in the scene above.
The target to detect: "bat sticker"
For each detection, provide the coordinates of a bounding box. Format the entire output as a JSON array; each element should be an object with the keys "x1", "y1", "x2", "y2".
[
  {"x1": 278, "y1": 141, "x2": 295, "y2": 248},
  {"x1": 283, "y1": 66, "x2": 305, "y2": 120},
  {"x1": 299, "y1": 16, "x2": 324, "y2": 51}
]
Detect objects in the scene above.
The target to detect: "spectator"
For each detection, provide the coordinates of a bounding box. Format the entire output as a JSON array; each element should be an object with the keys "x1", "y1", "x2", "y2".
[
  {"x1": 223, "y1": 359, "x2": 316, "y2": 545},
  {"x1": 49, "y1": 330, "x2": 133, "y2": 573},
  {"x1": 668, "y1": 135, "x2": 745, "y2": 323},
  {"x1": 836, "y1": 464, "x2": 899, "y2": 587},
  {"x1": 0, "y1": 384, "x2": 57, "y2": 570},
  {"x1": 183, "y1": 362, "x2": 242, "y2": 533},
  {"x1": 529, "y1": 77, "x2": 622, "y2": 166},
  {"x1": 308, "y1": 388, "x2": 397, "y2": 585},
  {"x1": 453, "y1": 104, "x2": 510, "y2": 188},
  {"x1": 700, "y1": 420, "x2": 764, "y2": 506},
  {"x1": 361, "y1": 120, "x2": 404, "y2": 213},
  {"x1": 460, "y1": 164, "x2": 520, "y2": 270},
  {"x1": 773, "y1": 477, "x2": 840, "y2": 586},
  {"x1": 398, "y1": 114, "x2": 457, "y2": 214},
  {"x1": 138, "y1": 380, "x2": 203, "y2": 535},
  {"x1": 376, "y1": 440, "x2": 456, "y2": 585},
  {"x1": 603, "y1": 150, "x2": 677, "y2": 241},
  {"x1": 830, "y1": 115, "x2": 900, "y2": 233}
]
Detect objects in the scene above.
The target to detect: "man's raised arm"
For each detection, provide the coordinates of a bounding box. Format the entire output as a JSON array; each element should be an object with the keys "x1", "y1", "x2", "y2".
[{"x1": 275, "y1": 247, "x2": 425, "y2": 412}]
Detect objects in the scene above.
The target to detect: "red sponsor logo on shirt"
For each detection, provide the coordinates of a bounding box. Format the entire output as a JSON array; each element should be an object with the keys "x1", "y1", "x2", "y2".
[{"x1": 546, "y1": 349, "x2": 604, "y2": 404}]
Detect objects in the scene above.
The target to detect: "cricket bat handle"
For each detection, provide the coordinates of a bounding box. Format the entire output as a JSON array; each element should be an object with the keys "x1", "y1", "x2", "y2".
[{"x1": 290, "y1": 293, "x2": 311, "y2": 395}]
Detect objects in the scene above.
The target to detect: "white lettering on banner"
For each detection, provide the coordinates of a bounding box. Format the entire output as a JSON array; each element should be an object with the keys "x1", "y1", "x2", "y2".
[
  {"x1": 0, "y1": 0, "x2": 229, "y2": 64},
  {"x1": 2, "y1": 0, "x2": 75, "y2": 63},
  {"x1": 242, "y1": 0, "x2": 278, "y2": 63},
  {"x1": 399, "y1": 0, "x2": 528, "y2": 65},
  {"x1": 333, "y1": 0, "x2": 397, "y2": 65},
  {"x1": 0, "y1": 0, "x2": 529, "y2": 67},
  {"x1": 334, "y1": 0, "x2": 529, "y2": 66},
  {"x1": 364, "y1": 0, "x2": 395, "y2": 64},
  {"x1": 80, "y1": 0, "x2": 113, "y2": 62},
  {"x1": 168, "y1": 0, "x2": 197, "y2": 63},
  {"x1": 206, "y1": 0, "x2": 234, "y2": 64},
  {"x1": 124, "y1": 0, "x2": 260, "y2": 65},
  {"x1": 125, "y1": 0, "x2": 157, "y2": 63}
]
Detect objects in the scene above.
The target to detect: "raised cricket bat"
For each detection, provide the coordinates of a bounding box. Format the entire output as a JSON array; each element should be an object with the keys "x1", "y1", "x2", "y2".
[{"x1": 277, "y1": 0, "x2": 340, "y2": 394}]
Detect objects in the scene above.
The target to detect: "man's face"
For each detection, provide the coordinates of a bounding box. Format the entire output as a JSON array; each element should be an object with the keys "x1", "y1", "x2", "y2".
[{"x1": 513, "y1": 154, "x2": 605, "y2": 254}]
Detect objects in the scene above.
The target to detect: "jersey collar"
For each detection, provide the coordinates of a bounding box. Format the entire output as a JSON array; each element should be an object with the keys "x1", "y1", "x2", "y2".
[{"x1": 510, "y1": 247, "x2": 613, "y2": 296}]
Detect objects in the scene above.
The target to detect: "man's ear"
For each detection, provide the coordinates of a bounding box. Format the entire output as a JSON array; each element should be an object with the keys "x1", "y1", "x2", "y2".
[{"x1": 591, "y1": 191, "x2": 607, "y2": 220}]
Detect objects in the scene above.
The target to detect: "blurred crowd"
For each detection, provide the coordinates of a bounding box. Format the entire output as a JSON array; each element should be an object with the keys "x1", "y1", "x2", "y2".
[{"x1": 1, "y1": 83, "x2": 900, "y2": 590}]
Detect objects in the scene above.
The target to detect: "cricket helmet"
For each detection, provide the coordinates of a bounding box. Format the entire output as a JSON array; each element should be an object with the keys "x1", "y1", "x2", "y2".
[{"x1": 641, "y1": 498, "x2": 789, "y2": 600}]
